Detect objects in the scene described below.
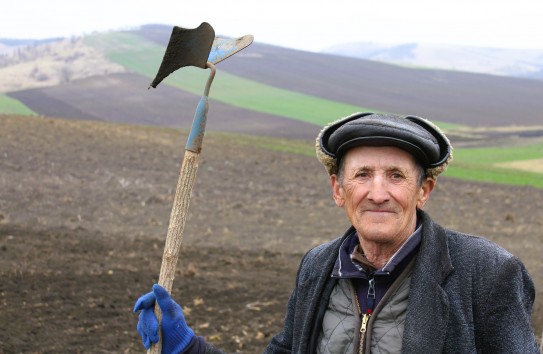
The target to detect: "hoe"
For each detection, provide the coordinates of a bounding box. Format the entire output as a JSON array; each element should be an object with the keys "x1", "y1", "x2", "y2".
[{"x1": 147, "y1": 22, "x2": 253, "y2": 353}]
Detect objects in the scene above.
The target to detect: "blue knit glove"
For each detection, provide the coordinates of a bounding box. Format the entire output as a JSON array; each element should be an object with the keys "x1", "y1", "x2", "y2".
[
  {"x1": 134, "y1": 290, "x2": 159, "y2": 349},
  {"x1": 133, "y1": 284, "x2": 195, "y2": 353}
]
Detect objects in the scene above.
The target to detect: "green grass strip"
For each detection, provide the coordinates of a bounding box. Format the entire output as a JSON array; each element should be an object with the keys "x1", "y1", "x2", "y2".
[
  {"x1": 450, "y1": 143, "x2": 543, "y2": 164},
  {"x1": 443, "y1": 143, "x2": 543, "y2": 188},
  {"x1": 445, "y1": 163, "x2": 543, "y2": 188},
  {"x1": 0, "y1": 94, "x2": 37, "y2": 115},
  {"x1": 214, "y1": 131, "x2": 543, "y2": 189},
  {"x1": 213, "y1": 131, "x2": 316, "y2": 156}
]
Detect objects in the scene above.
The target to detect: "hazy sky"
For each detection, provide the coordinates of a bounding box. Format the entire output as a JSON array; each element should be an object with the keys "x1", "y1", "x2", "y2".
[{"x1": 2, "y1": 0, "x2": 542, "y2": 51}]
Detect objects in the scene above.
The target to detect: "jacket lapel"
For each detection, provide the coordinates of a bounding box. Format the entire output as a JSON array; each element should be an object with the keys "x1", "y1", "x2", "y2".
[
  {"x1": 297, "y1": 232, "x2": 347, "y2": 353},
  {"x1": 402, "y1": 211, "x2": 454, "y2": 354}
]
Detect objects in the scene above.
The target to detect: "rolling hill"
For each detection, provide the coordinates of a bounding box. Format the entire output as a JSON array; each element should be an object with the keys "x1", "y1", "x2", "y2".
[{"x1": 2, "y1": 24, "x2": 543, "y2": 135}]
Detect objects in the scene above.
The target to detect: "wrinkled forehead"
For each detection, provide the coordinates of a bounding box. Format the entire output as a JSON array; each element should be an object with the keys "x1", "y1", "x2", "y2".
[{"x1": 340, "y1": 145, "x2": 420, "y2": 172}]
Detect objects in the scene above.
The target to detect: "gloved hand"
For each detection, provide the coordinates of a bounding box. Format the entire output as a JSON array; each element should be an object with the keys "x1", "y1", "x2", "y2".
[{"x1": 134, "y1": 284, "x2": 195, "y2": 353}]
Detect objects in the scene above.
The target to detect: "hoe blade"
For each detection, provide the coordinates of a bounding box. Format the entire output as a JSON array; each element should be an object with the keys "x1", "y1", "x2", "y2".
[
  {"x1": 208, "y1": 34, "x2": 254, "y2": 64},
  {"x1": 150, "y1": 22, "x2": 215, "y2": 88}
]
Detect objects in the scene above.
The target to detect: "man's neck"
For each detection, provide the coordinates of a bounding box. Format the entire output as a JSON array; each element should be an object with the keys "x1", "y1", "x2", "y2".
[
  {"x1": 358, "y1": 225, "x2": 418, "y2": 269},
  {"x1": 358, "y1": 242, "x2": 400, "y2": 269}
]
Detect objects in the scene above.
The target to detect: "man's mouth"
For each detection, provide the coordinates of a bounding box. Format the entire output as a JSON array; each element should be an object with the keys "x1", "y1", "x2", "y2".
[{"x1": 365, "y1": 209, "x2": 394, "y2": 213}]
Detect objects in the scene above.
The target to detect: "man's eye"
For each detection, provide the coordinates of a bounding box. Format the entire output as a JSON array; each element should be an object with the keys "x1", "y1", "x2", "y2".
[{"x1": 391, "y1": 173, "x2": 404, "y2": 179}]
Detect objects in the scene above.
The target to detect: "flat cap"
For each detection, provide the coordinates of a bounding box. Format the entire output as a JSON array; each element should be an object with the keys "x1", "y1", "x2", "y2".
[{"x1": 316, "y1": 112, "x2": 452, "y2": 179}]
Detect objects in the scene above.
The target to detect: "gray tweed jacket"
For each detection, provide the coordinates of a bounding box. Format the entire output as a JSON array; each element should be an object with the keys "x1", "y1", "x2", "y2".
[{"x1": 207, "y1": 210, "x2": 539, "y2": 353}]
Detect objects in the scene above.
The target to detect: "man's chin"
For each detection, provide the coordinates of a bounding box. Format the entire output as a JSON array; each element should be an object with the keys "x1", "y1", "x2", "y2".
[
  {"x1": 362, "y1": 212, "x2": 396, "y2": 223},
  {"x1": 357, "y1": 225, "x2": 393, "y2": 238}
]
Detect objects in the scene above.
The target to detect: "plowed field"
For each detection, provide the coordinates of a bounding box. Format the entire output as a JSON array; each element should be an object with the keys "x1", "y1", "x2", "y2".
[{"x1": 1, "y1": 114, "x2": 541, "y2": 352}]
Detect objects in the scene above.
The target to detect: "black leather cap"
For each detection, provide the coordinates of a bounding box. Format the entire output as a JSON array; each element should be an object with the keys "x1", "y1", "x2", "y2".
[{"x1": 319, "y1": 112, "x2": 451, "y2": 169}]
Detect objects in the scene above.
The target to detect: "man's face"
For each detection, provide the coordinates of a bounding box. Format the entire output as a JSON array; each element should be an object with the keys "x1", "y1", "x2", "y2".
[{"x1": 331, "y1": 146, "x2": 435, "y2": 250}]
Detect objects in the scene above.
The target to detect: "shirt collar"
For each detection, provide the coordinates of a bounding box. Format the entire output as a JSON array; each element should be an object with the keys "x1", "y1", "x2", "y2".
[
  {"x1": 332, "y1": 222, "x2": 422, "y2": 278},
  {"x1": 380, "y1": 224, "x2": 422, "y2": 273}
]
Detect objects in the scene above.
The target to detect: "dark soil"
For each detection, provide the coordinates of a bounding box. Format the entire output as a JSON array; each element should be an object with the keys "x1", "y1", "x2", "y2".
[{"x1": 1, "y1": 114, "x2": 541, "y2": 353}]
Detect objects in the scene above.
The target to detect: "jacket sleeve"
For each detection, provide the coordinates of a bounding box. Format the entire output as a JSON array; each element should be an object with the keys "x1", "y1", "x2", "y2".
[
  {"x1": 263, "y1": 237, "x2": 344, "y2": 354},
  {"x1": 478, "y1": 256, "x2": 539, "y2": 353},
  {"x1": 177, "y1": 335, "x2": 226, "y2": 354},
  {"x1": 263, "y1": 248, "x2": 317, "y2": 354},
  {"x1": 263, "y1": 289, "x2": 297, "y2": 354},
  {"x1": 203, "y1": 342, "x2": 227, "y2": 354}
]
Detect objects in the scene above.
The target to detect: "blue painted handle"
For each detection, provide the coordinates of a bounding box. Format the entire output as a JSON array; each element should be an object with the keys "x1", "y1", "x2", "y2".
[
  {"x1": 185, "y1": 96, "x2": 209, "y2": 153},
  {"x1": 184, "y1": 62, "x2": 215, "y2": 153}
]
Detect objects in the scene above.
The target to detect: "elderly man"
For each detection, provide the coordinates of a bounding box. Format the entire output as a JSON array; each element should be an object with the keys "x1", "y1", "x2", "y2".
[{"x1": 134, "y1": 112, "x2": 539, "y2": 353}]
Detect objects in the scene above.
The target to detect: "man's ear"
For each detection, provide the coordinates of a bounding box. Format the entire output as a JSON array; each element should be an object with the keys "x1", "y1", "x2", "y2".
[
  {"x1": 417, "y1": 177, "x2": 436, "y2": 209},
  {"x1": 331, "y1": 174, "x2": 345, "y2": 207}
]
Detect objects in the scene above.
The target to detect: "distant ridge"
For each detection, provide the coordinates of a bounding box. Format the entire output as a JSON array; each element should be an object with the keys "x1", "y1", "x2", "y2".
[
  {"x1": 323, "y1": 41, "x2": 543, "y2": 80},
  {"x1": 0, "y1": 38, "x2": 63, "y2": 46},
  {"x1": 0, "y1": 37, "x2": 64, "y2": 55}
]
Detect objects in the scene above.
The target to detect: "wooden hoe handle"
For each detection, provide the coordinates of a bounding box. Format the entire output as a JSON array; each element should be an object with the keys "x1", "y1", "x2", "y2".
[{"x1": 148, "y1": 149, "x2": 200, "y2": 354}]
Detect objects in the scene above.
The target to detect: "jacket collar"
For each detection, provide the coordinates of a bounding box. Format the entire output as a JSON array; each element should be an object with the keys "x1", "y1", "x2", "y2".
[{"x1": 402, "y1": 209, "x2": 454, "y2": 353}]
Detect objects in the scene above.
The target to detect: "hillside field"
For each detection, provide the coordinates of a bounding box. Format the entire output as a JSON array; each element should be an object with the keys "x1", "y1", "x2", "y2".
[{"x1": 1, "y1": 114, "x2": 541, "y2": 352}]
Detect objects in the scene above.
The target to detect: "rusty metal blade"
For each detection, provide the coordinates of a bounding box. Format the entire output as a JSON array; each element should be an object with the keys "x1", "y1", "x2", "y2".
[
  {"x1": 149, "y1": 22, "x2": 215, "y2": 88},
  {"x1": 208, "y1": 34, "x2": 254, "y2": 64}
]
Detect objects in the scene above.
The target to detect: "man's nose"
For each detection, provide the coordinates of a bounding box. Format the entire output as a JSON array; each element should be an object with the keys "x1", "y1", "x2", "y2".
[{"x1": 368, "y1": 176, "x2": 389, "y2": 204}]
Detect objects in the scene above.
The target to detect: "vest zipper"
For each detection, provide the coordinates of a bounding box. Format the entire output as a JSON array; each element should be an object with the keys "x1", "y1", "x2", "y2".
[
  {"x1": 358, "y1": 277, "x2": 376, "y2": 354},
  {"x1": 359, "y1": 313, "x2": 370, "y2": 354}
]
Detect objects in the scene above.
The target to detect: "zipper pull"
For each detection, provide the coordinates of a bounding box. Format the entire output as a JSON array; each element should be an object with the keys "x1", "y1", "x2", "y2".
[
  {"x1": 367, "y1": 278, "x2": 376, "y2": 314},
  {"x1": 360, "y1": 313, "x2": 370, "y2": 333},
  {"x1": 360, "y1": 312, "x2": 372, "y2": 354},
  {"x1": 367, "y1": 278, "x2": 375, "y2": 299}
]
